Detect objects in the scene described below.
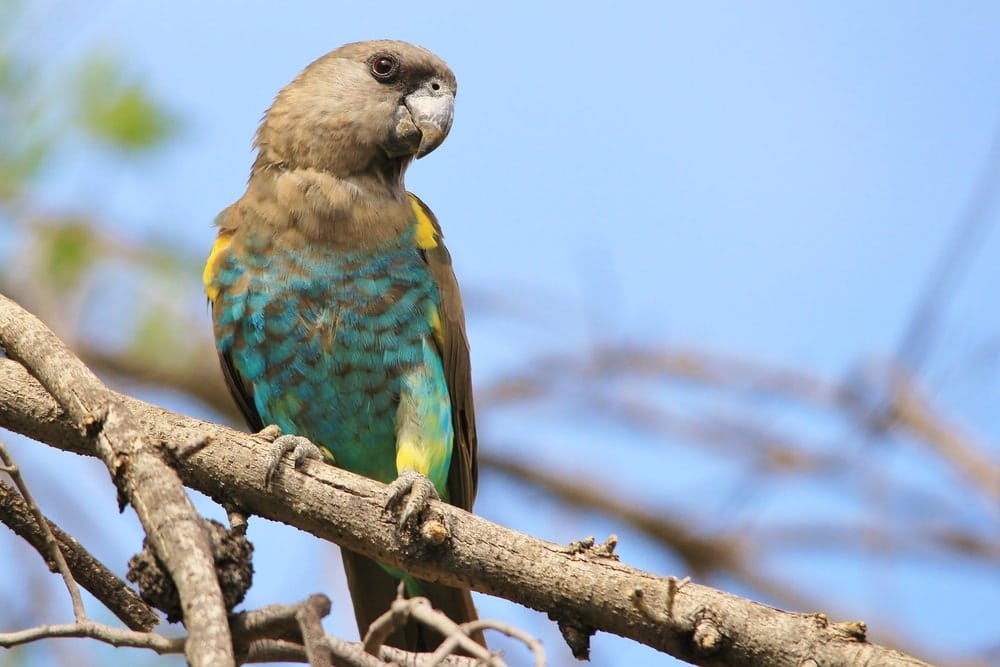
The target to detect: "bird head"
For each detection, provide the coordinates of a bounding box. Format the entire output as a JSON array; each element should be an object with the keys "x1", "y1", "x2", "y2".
[{"x1": 253, "y1": 40, "x2": 457, "y2": 179}]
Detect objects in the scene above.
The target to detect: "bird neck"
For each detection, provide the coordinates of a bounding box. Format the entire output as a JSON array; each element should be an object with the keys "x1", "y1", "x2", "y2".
[{"x1": 242, "y1": 165, "x2": 414, "y2": 249}]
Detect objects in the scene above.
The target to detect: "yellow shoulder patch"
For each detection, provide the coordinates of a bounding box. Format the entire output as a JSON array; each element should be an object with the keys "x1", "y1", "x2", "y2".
[
  {"x1": 407, "y1": 192, "x2": 439, "y2": 250},
  {"x1": 203, "y1": 230, "x2": 233, "y2": 302}
]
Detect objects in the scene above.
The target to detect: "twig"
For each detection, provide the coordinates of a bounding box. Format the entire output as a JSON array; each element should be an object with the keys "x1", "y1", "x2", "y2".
[
  {"x1": 229, "y1": 595, "x2": 341, "y2": 666},
  {"x1": 482, "y1": 344, "x2": 1000, "y2": 508},
  {"x1": 0, "y1": 442, "x2": 86, "y2": 620},
  {"x1": 895, "y1": 120, "x2": 1000, "y2": 372},
  {"x1": 230, "y1": 596, "x2": 331, "y2": 644},
  {"x1": 363, "y1": 588, "x2": 501, "y2": 666},
  {"x1": 294, "y1": 598, "x2": 332, "y2": 667},
  {"x1": 230, "y1": 595, "x2": 493, "y2": 666},
  {"x1": 459, "y1": 619, "x2": 545, "y2": 667},
  {"x1": 0, "y1": 478, "x2": 158, "y2": 631},
  {"x1": 886, "y1": 367, "x2": 1000, "y2": 508},
  {"x1": 240, "y1": 639, "x2": 311, "y2": 664},
  {"x1": 0, "y1": 620, "x2": 183, "y2": 653}
]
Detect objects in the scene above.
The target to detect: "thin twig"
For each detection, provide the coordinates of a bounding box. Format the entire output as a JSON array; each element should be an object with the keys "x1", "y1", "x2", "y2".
[
  {"x1": 0, "y1": 441, "x2": 86, "y2": 620},
  {"x1": 364, "y1": 589, "x2": 504, "y2": 667},
  {"x1": 0, "y1": 478, "x2": 158, "y2": 630},
  {"x1": 0, "y1": 621, "x2": 183, "y2": 653},
  {"x1": 460, "y1": 619, "x2": 546, "y2": 667}
]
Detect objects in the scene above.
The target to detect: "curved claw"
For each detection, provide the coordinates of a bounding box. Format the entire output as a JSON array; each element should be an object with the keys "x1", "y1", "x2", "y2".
[
  {"x1": 385, "y1": 468, "x2": 439, "y2": 530},
  {"x1": 261, "y1": 430, "x2": 327, "y2": 487}
]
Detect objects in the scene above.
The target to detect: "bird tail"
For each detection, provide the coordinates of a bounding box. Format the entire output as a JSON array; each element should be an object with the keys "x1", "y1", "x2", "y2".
[{"x1": 341, "y1": 548, "x2": 487, "y2": 652}]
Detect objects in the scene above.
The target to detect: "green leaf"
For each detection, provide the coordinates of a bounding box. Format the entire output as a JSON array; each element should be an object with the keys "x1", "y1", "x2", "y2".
[
  {"x1": 75, "y1": 54, "x2": 179, "y2": 152},
  {"x1": 39, "y1": 221, "x2": 96, "y2": 288}
]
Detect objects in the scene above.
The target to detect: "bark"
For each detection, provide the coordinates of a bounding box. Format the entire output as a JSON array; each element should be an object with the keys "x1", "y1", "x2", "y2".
[
  {"x1": 0, "y1": 353, "x2": 934, "y2": 667},
  {"x1": 0, "y1": 294, "x2": 234, "y2": 667}
]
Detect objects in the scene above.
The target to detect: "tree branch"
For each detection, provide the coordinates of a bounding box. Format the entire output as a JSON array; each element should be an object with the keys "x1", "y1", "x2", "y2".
[
  {"x1": 0, "y1": 620, "x2": 184, "y2": 653},
  {"x1": 0, "y1": 477, "x2": 158, "y2": 631},
  {"x1": 0, "y1": 293, "x2": 233, "y2": 667},
  {"x1": 0, "y1": 442, "x2": 87, "y2": 620},
  {"x1": 0, "y1": 593, "x2": 500, "y2": 667},
  {"x1": 483, "y1": 344, "x2": 1000, "y2": 508},
  {"x1": 0, "y1": 354, "x2": 935, "y2": 666}
]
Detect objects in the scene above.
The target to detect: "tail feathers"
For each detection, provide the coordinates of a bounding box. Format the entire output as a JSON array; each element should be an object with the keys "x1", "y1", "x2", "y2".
[{"x1": 341, "y1": 549, "x2": 487, "y2": 653}]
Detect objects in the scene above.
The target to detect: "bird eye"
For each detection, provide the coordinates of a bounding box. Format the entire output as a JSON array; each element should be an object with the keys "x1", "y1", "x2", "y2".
[{"x1": 369, "y1": 55, "x2": 399, "y2": 81}]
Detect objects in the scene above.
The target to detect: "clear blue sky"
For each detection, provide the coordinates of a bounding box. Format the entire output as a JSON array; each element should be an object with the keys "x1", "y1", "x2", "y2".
[{"x1": 8, "y1": 2, "x2": 1000, "y2": 665}]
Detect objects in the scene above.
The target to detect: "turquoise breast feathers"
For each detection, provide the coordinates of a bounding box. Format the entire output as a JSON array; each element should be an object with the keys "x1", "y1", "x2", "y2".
[{"x1": 211, "y1": 225, "x2": 455, "y2": 493}]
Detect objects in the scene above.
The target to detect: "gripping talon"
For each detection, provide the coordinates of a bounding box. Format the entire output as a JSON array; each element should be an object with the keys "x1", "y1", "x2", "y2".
[
  {"x1": 386, "y1": 468, "x2": 439, "y2": 529},
  {"x1": 261, "y1": 430, "x2": 327, "y2": 487}
]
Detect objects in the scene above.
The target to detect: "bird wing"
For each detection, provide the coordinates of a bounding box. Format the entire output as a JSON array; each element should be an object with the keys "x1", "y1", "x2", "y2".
[
  {"x1": 204, "y1": 224, "x2": 265, "y2": 432},
  {"x1": 408, "y1": 192, "x2": 478, "y2": 512},
  {"x1": 217, "y1": 347, "x2": 264, "y2": 432}
]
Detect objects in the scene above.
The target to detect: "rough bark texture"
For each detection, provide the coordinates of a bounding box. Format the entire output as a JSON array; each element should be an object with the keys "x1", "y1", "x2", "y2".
[
  {"x1": 0, "y1": 294, "x2": 234, "y2": 667},
  {"x1": 0, "y1": 354, "x2": 934, "y2": 667}
]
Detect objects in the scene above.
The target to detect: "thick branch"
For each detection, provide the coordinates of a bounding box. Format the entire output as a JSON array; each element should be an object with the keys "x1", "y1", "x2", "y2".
[
  {"x1": 0, "y1": 294, "x2": 232, "y2": 667},
  {"x1": 0, "y1": 357, "x2": 934, "y2": 667}
]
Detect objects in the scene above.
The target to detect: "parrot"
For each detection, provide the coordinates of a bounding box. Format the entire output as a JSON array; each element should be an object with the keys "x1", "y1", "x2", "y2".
[{"x1": 202, "y1": 40, "x2": 485, "y2": 651}]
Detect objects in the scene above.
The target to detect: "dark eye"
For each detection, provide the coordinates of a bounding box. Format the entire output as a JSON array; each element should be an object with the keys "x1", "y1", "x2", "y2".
[{"x1": 369, "y1": 54, "x2": 399, "y2": 81}]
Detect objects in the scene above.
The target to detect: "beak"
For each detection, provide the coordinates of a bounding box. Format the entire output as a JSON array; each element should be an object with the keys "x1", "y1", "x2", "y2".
[
  {"x1": 406, "y1": 81, "x2": 455, "y2": 158},
  {"x1": 386, "y1": 81, "x2": 455, "y2": 159}
]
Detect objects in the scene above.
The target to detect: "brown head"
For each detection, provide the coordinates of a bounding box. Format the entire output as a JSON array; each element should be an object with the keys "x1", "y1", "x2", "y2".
[{"x1": 253, "y1": 40, "x2": 457, "y2": 183}]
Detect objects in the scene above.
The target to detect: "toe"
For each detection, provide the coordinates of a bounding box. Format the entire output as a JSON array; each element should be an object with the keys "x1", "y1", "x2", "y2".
[
  {"x1": 265, "y1": 434, "x2": 324, "y2": 486},
  {"x1": 386, "y1": 469, "x2": 439, "y2": 529},
  {"x1": 293, "y1": 440, "x2": 328, "y2": 466}
]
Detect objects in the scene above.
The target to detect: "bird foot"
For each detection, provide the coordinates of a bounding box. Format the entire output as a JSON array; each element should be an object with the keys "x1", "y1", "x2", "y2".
[
  {"x1": 257, "y1": 426, "x2": 328, "y2": 487},
  {"x1": 385, "y1": 468, "x2": 440, "y2": 531}
]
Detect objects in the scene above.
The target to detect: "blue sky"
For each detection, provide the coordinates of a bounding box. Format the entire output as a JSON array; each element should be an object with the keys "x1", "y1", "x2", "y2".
[
  {"x1": 37, "y1": 1, "x2": 997, "y2": 370},
  {"x1": 6, "y1": 2, "x2": 1000, "y2": 665}
]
